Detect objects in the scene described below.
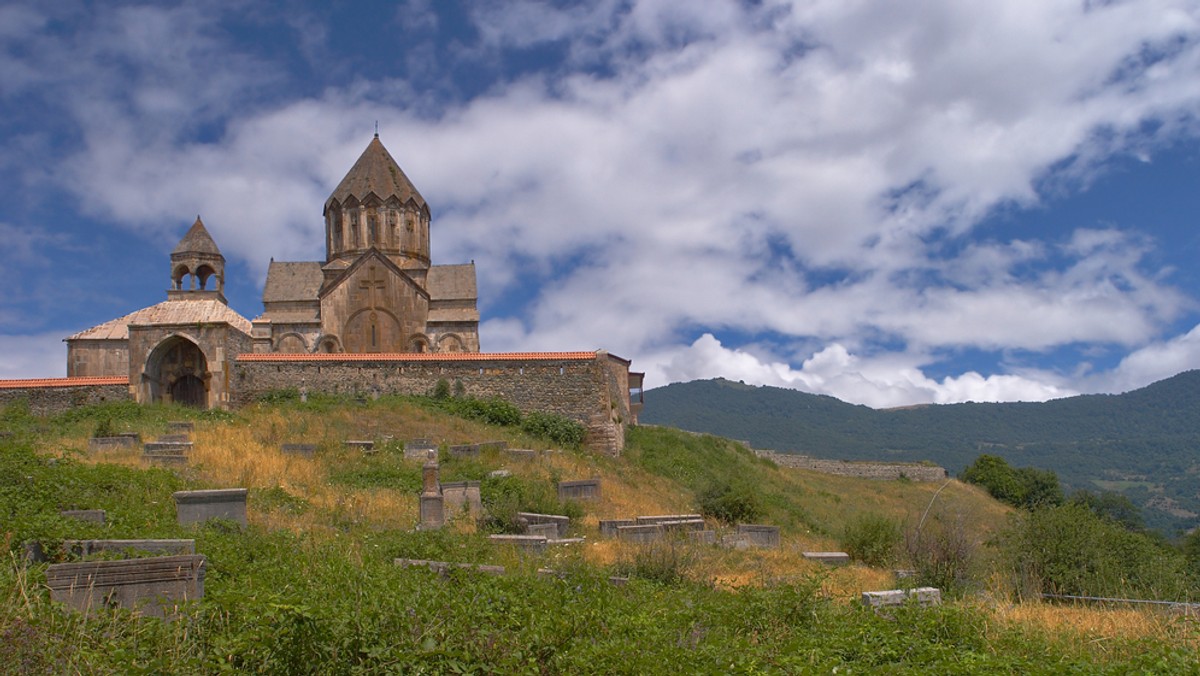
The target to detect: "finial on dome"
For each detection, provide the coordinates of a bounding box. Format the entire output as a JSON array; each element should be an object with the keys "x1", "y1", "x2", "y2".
[{"x1": 374, "y1": 120, "x2": 379, "y2": 138}]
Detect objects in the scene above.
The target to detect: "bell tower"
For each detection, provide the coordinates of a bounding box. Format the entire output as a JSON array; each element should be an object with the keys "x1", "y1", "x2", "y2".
[{"x1": 169, "y1": 216, "x2": 226, "y2": 303}]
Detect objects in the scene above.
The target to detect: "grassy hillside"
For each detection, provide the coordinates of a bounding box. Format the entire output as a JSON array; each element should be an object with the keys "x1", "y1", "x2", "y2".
[
  {"x1": 2, "y1": 396, "x2": 1197, "y2": 672},
  {"x1": 641, "y1": 373, "x2": 1200, "y2": 533}
]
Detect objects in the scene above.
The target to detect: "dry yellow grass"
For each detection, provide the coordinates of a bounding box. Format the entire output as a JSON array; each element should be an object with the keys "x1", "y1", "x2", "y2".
[{"x1": 983, "y1": 601, "x2": 1200, "y2": 658}]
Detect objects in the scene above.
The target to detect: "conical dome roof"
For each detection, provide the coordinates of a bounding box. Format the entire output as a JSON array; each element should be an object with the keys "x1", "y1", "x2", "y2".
[
  {"x1": 326, "y1": 135, "x2": 426, "y2": 210},
  {"x1": 172, "y1": 216, "x2": 221, "y2": 256}
]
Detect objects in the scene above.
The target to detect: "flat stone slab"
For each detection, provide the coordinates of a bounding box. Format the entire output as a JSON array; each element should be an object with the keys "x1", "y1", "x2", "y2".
[
  {"x1": 659, "y1": 518, "x2": 706, "y2": 532},
  {"x1": 157, "y1": 433, "x2": 190, "y2": 443},
  {"x1": 441, "y1": 480, "x2": 482, "y2": 517},
  {"x1": 403, "y1": 439, "x2": 438, "y2": 460},
  {"x1": 479, "y1": 440, "x2": 507, "y2": 452},
  {"x1": 448, "y1": 443, "x2": 480, "y2": 457},
  {"x1": 636, "y1": 514, "x2": 703, "y2": 525},
  {"x1": 281, "y1": 443, "x2": 317, "y2": 457},
  {"x1": 525, "y1": 522, "x2": 559, "y2": 538},
  {"x1": 168, "y1": 421, "x2": 195, "y2": 433},
  {"x1": 557, "y1": 479, "x2": 601, "y2": 501},
  {"x1": 517, "y1": 512, "x2": 570, "y2": 538},
  {"x1": 803, "y1": 551, "x2": 851, "y2": 565},
  {"x1": 617, "y1": 524, "x2": 663, "y2": 544},
  {"x1": 395, "y1": 558, "x2": 506, "y2": 576},
  {"x1": 688, "y1": 530, "x2": 717, "y2": 544},
  {"x1": 143, "y1": 442, "x2": 192, "y2": 466},
  {"x1": 547, "y1": 537, "x2": 585, "y2": 546},
  {"x1": 88, "y1": 435, "x2": 140, "y2": 452},
  {"x1": 737, "y1": 524, "x2": 781, "y2": 548},
  {"x1": 60, "y1": 509, "x2": 106, "y2": 524},
  {"x1": 173, "y1": 488, "x2": 248, "y2": 527},
  {"x1": 505, "y1": 449, "x2": 537, "y2": 461},
  {"x1": 344, "y1": 440, "x2": 375, "y2": 452},
  {"x1": 862, "y1": 587, "x2": 942, "y2": 608},
  {"x1": 46, "y1": 554, "x2": 205, "y2": 618},
  {"x1": 63, "y1": 539, "x2": 196, "y2": 558},
  {"x1": 599, "y1": 519, "x2": 637, "y2": 537},
  {"x1": 488, "y1": 534, "x2": 548, "y2": 554}
]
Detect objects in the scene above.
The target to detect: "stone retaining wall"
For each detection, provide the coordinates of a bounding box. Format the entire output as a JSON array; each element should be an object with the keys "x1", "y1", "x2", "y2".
[
  {"x1": 0, "y1": 379, "x2": 130, "y2": 416},
  {"x1": 756, "y1": 450, "x2": 947, "y2": 482}
]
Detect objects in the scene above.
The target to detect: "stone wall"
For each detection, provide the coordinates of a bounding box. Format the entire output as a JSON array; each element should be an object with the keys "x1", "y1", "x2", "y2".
[
  {"x1": 232, "y1": 351, "x2": 633, "y2": 456},
  {"x1": 0, "y1": 379, "x2": 131, "y2": 415},
  {"x1": 756, "y1": 450, "x2": 948, "y2": 482}
]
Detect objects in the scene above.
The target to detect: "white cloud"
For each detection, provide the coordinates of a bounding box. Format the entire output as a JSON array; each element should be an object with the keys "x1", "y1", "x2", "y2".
[{"x1": 0, "y1": 332, "x2": 67, "y2": 380}]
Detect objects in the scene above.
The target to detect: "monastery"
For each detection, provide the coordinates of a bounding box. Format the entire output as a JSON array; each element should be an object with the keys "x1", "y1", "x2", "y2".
[{"x1": 1, "y1": 135, "x2": 641, "y2": 454}]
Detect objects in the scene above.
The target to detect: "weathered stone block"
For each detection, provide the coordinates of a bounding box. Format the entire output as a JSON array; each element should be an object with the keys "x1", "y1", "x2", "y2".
[
  {"x1": 173, "y1": 488, "x2": 248, "y2": 527},
  {"x1": 526, "y1": 522, "x2": 559, "y2": 537},
  {"x1": 557, "y1": 479, "x2": 601, "y2": 501},
  {"x1": 88, "y1": 434, "x2": 139, "y2": 452},
  {"x1": 420, "y1": 494, "x2": 445, "y2": 530},
  {"x1": 803, "y1": 551, "x2": 851, "y2": 565},
  {"x1": 737, "y1": 524, "x2": 781, "y2": 548},
  {"x1": 599, "y1": 519, "x2": 637, "y2": 537},
  {"x1": 441, "y1": 480, "x2": 482, "y2": 517},
  {"x1": 862, "y1": 587, "x2": 942, "y2": 608},
  {"x1": 143, "y1": 441, "x2": 192, "y2": 465},
  {"x1": 281, "y1": 443, "x2": 317, "y2": 457},
  {"x1": 688, "y1": 530, "x2": 717, "y2": 544},
  {"x1": 517, "y1": 512, "x2": 570, "y2": 538},
  {"x1": 60, "y1": 509, "x2": 106, "y2": 524},
  {"x1": 403, "y1": 438, "x2": 437, "y2": 460},
  {"x1": 46, "y1": 554, "x2": 206, "y2": 618},
  {"x1": 63, "y1": 539, "x2": 196, "y2": 557},
  {"x1": 636, "y1": 514, "x2": 703, "y2": 525},
  {"x1": 505, "y1": 448, "x2": 537, "y2": 461},
  {"x1": 157, "y1": 433, "x2": 190, "y2": 443},
  {"x1": 617, "y1": 524, "x2": 663, "y2": 544},
  {"x1": 659, "y1": 518, "x2": 706, "y2": 532},
  {"x1": 344, "y1": 439, "x2": 374, "y2": 453},
  {"x1": 168, "y1": 421, "x2": 195, "y2": 434},
  {"x1": 448, "y1": 443, "x2": 480, "y2": 458}
]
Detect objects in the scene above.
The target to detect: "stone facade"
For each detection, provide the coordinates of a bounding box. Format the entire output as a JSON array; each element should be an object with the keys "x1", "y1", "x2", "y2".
[{"x1": 0, "y1": 378, "x2": 130, "y2": 415}]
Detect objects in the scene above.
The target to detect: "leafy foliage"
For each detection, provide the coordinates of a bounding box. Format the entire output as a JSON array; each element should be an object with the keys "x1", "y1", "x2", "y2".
[
  {"x1": 520, "y1": 411, "x2": 586, "y2": 446},
  {"x1": 961, "y1": 454, "x2": 1063, "y2": 509},
  {"x1": 841, "y1": 513, "x2": 901, "y2": 567},
  {"x1": 697, "y1": 477, "x2": 763, "y2": 525}
]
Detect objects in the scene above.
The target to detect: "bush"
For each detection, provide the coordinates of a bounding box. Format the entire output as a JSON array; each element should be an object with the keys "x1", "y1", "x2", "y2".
[
  {"x1": 961, "y1": 454, "x2": 1062, "y2": 509},
  {"x1": 479, "y1": 474, "x2": 583, "y2": 533},
  {"x1": 612, "y1": 539, "x2": 695, "y2": 586},
  {"x1": 905, "y1": 509, "x2": 978, "y2": 595},
  {"x1": 842, "y1": 513, "x2": 901, "y2": 567},
  {"x1": 521, "y1": 411, "x2": 586, "y2": 446},
  {"x1": 697, "y1": 477, "x2": 763, "y2": 525}
]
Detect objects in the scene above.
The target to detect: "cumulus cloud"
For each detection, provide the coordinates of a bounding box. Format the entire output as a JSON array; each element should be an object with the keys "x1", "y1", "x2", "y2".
[{"x1": 4, "y1": 0, "x2": 1200, "y2": 404}]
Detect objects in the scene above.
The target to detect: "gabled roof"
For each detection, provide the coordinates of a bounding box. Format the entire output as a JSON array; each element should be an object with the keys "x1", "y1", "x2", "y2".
[
  {"x1": 427, "y1": 263, "x2": 477, "y2": 301},
  {"x1": 318, "y1": 248, "x2": 430, "y2": 302},
  {"x1": 263, "y1": 261, "x2": 324, "y2": 303},
  {"x1": 326, "y1": 135, "x2": 426, "y2": 212},
  {"x1": 172, "y1": 217, "x2": 222, "y2": 257},
  {"x1": 65, "y1": 299, "x2": 253, "y2": 341}
]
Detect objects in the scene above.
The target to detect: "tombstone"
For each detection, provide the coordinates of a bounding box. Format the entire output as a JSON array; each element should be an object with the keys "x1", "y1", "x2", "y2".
[
  {"x1": 608, "y1": 576, "x2": 630, "y2": 586},
  {"x1": 344, "y1": 440, "x2": 374, "y2": 453},
  {"x1": 659, "y1": 518, "x2": 706, "y2": 532},
  {"x1": 617, "y1": 524, "x2": 663, "y2": 544},
  {"x1": 489, "y1": 469, "x2": 512, "y2": 478},
  {"x1": 143, "y1": 441, "x2": 192, "y2": 465},
  {"x1": 45, "y1": 554, "x2": 206, "y2": 618},
  {"x1": 60, "y1": 509, "x2": 106, "y2": 524},
  {"x1": 395, "y1": 558, "x2": 506, "y2": 577},
  {"x1": 403, "y1": 438, "x2": 438, "y2": 460},
  {"x1": 548, "y1": 537, "x2": 585, "y2": 546},
  {"x1": 88, "y1": 434, "x2": 140, "y2": 452},
  {"x1": 419, "y1": 452, "x2": 445, "y2": 530},
  {"x1": 488, "y1": 534, "x2": 548, "y2": 554},
  {"x1": 448, "y1": 443, "x2": 480, "y2": 458},
  {"x1": 504, "y1": 449, "x2": 537, "y2": 461},
  {"x1": 688, "y1": 530, "x2": 717, "y2": 545},
  {"x1": 737, "y1": 524, "x2": 781, "y2": 549},
  {"x1": 168, "y1": 421, "x2": 194, "y2": 434},
  {"x1": 635, "y1": 514, "x2": 702, "y2": 525},
  {"x1": 157, "y1": 433, "x2": 190, "y2": 443},
  {"x1": 525, "y1": 522, "x2": 560, "y2": 538},
  {"x1": 862, "y1": 587, "x2": 942, "y2": 609},
  {"x1": 281, "y1": 443, "x2": 317, "y2": 457},
  {"x1": 517, "y1": 512, "x2": 571, "y2": 538},
  {"x1": 62, "y1": 539, "x2": 196, "y2": 558},
  {"x1": 599, "y1": 519, "x2": 638, "y2": 538},
  {"x1": 557, "y1": 479, "x2": 601, "y2": 501},
  {"x1": 440, "y1": 480, "x2": 483, "y2": 518},
  {"x1": 173, "y1": 489, "x2": 248, "y2": 527},
  {"x1": 803, "y1": 551, "x2": 851, "y2": 566}
]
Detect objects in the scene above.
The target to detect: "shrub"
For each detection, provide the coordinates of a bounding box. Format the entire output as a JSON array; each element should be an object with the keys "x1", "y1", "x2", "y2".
[
  {"x1": 612, "y1": 539, "x2": 694, "y2": 585},
  {"x1": 905, "y1": 509, "x2": 978, "y2": 595},
  {"x1": 521, "y1": 411, "x2": 586, "y2": 446},
  {"x1": 960, "y1": 454, "x2": 1062, "y2": 509},
  {"x1": 479, "y1": 474, "x2": 583, "y2": 533},
  {"x1": 697, "y1": 477, "x2": 763, "y2": 525},
  {"x1": 842, "y1": 513, "x2": 901, "y2": 567}
]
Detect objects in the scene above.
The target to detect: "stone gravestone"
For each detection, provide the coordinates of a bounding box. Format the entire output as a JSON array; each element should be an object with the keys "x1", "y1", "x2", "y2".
[
  {"x1": 60, "y1": 509, "x2": 106, "y2": 524},
  {"x1": 404, "y1": 438, "x2": 438, "y2": 460},
  {"x1": 88, "y1": 433, "x2": 140, "y2": 452},
  {"x1": 505, "y1": 449, "x2": 537, "y2": 461},
  {"x1": 157, "y1": 433, "x2": 190, "y2": 443},
  {"x1": 143, "y1": 441, "x2": 192, "y2": 465},
  {"x1": 488, "y1": 534, "x2": 548, "y2": 554},
  {"x1": 168, "y1": 421, "x2": 194, "y2": 434},
  {"x1": 173, "y1": 489, "x2": 248, "y2": 527},
  {"x1": 448, "y1": 443, "x2": 480, "y2": 458},
  {"x1": 441, "y1": 480, "x2": 483, "y2": 519},
  {"x1": 557, "y1": 479, "x2": 601, "y2": 501},
  {"x1": 737, "y1": 524, "x2": 781, "y2": 548},
  {"x1": 281, "y1": 443, "x2": 317, "y2": 458},
  {"x1": 517, "y1": 512, "x2": 570, "y2": 538},
  {"x1": 803, "y1": 551, "x2": 851, "y2": 566},
  {"x1": 617, "y1": 524, "x2": 663, "y2": 544},
  {"x1": 862, "y1": 587, "x2": 942, "y2": 609},
  {"x1": 63, "y1": 539, "x2": 196, "y2": 557},
  {"x1": 637, "y1": 514, "x2": 703, "y2": 525},
  {"x1": 344, "y1": 439, "x2": 375, "y2": 453},
  {"x1": 598, "y1": 519, "x2": 637, "y2": 538},
  {"x1": 419, "y1": 452, "x2": 445, "y2": 530},
  {"x1": 525, "y1": 522, "x2": 559, "y2": 538},
  {"x1": 45, "y1": 554, "x2": 206, "y2": 619}
]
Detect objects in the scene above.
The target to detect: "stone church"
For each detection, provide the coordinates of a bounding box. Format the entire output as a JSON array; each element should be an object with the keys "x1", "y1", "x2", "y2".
[{"x1": 65, "y1": 135, "x2": 481, "y2": 408}]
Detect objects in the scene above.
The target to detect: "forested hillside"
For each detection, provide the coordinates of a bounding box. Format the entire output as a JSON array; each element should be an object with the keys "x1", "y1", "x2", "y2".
[{"x1": 641, "y1": 372, "x2": 1200, "y2": 534}]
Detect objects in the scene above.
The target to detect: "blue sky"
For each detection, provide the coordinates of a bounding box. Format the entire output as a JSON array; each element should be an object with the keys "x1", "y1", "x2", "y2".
[{"x1": 3, "y1": 0, "x2": 1200, "y2": 407}]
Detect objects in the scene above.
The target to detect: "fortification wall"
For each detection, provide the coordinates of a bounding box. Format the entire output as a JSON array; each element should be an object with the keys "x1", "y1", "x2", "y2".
[
  {"x1": 757, "y1": 450, "x2": 948, "y2": 482},
  {"x1": 232, "y1": 353, "x2": 630, "y2": 456},
  {"x1": 0, "y1": 380, "x2": 131, "y2": 416}
]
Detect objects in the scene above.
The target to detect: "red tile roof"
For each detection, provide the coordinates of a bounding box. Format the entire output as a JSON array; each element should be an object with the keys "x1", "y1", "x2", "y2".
[
  {"x1": 236, "y1": 351, "x2": 600, "y2": 363},
  {"x1": 0, "y1": 376, "x2": 129, "y2": 390}
]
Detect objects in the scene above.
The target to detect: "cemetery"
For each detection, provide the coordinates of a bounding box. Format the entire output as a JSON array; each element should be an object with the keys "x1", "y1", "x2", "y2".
[{"x1": 1, "y1": 394, "x2": 1196, "y2": 672}]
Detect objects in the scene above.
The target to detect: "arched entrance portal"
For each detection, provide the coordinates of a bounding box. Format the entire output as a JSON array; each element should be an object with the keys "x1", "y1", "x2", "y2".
[{"x1": 144, "y1": 336, "x2": 209, "y2": 408}]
